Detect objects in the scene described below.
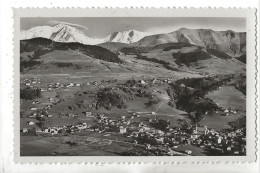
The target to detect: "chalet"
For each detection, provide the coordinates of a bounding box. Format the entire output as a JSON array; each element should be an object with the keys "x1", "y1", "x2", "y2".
[
  {"x1": 119, "y1": 126, "x2": 127, "y2": 134},
  {"x1": 22, "y1": 128, "x2": 28, "y2": 133},
  {"x1": 30, "y1": 107, "x2": 37, "y2": 111},
  {"x1": 32, "y1": 101, "x2": 39, "y2": 104},
  {"x1": 217, "y1": 137, "x2": 222, "y2": 144},
  {"x1": 27, "y1": 121, "x2": 35, "y2": 125},
  {"x1": 140, "y1": 80, "x2": 147, "y2": 86},
  {"x1": 44, "y1": 128, "x2": 50, "y2": 133}
]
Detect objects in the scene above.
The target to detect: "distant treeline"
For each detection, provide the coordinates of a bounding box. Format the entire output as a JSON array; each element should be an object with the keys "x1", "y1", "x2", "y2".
[
  {"x1": 120, "y1": 46, "x2": 152, "y2": 55},
  {"x1": 134, "y1": 55, "x2": 178, "y2": 71},
  {"x1": 162, "y1": 43, "x2": 194, "y2": 51},
  {"x1": 53, "y1": 62, "x2": 81, "y2": 69},
  {"x1": 207, "y1": 49, "x2": 232, "y2": 59},
  {"x1": 175, "y1": 76, "x2": 232, "y2": 91},
  {"x1": 20, "y1": 87, "x2": 41, "y2": 100}
]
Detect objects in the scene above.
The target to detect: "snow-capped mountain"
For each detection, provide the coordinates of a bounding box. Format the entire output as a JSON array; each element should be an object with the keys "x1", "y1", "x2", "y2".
[
  {"x1": 21, "y1": 24, "x2": 151, "y2": 45},
  {"x1": 20, "y1": 23, "x2": 104, "y2": 45},
  {"x1": 104, "y1": 30, "x2": 152, "y2": 44}
]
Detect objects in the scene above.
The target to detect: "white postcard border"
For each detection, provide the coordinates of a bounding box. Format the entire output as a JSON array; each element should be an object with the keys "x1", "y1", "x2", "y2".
[{"x1": 13, "y1": 8, "x2": 257, "y2": 163}]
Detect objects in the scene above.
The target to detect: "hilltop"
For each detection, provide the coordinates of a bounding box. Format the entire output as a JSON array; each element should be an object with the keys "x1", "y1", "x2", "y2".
[{"x1": 134, "y1": 28, "x2": 246, "y2": 54}]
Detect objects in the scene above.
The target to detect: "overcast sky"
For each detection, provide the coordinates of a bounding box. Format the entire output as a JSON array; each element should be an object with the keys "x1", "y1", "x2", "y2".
[{"x1": 21, "y1": 17, "x2": 246, "y2": 38}]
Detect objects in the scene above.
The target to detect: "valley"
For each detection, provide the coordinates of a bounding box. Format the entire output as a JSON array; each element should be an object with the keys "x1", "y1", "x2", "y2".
[{"x1": 20, "y1": 27, "x2": 246, "y2": 156}]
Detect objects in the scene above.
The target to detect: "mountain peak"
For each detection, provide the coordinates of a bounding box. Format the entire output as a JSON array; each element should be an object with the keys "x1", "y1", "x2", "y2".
[{"x1": 104, "y1": 29, "x2": 151, "y2": 44}]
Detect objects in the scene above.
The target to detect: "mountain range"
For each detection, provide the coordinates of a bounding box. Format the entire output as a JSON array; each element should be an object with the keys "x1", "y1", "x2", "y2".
[
  {"x1": 20, "y1": 23, "x2": 246, "y2": 54},
  {"x1": 21, "y1": 24, "x2": 151, "y2": 45}
]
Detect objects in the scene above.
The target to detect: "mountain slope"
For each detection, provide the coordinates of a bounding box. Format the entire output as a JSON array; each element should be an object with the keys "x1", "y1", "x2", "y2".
[
  {"x1": 20, "y1": 38, "x2": 122, "y2": 64},
  {"x1": 135, "y1": 28, "x2": 246, "y2": 54}
]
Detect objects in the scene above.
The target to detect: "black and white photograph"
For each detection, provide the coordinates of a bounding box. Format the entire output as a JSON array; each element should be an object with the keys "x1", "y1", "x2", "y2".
[{"x1": 19, "y1": 16, "x2": 248, "y2": 157}]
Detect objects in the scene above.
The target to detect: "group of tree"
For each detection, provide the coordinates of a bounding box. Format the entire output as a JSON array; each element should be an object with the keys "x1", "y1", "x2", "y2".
[
  {"x1": 162, "y1": 43, "x2": 193, "y2": 51},
  {"x1": 175, "y1": 76, "x2": 231, "y2": 93},
  {"x1": 20, "y1": 59, "x2": 42, "y2": 73},
  {"x1": 20, "y1": 87, "x2": 41, "y2": 100},
  {"x1": 134, "y1": 55, "x2": 170, "y2": 66},
  {"x1": 96, "y1": 87, "x2": 127, "y2": 110},
  {"x1": 53, "y1": 62, "x2": 81, "y2": 69},
  {"x1": 207, "y1": 48, "x2": 232, "y2": 59},
  {"x1": 172, "y1": 49, "x2": 211, "y2": 67},
  {"x1": 120, "y1": 46, "x2": 151, "y2": 55},
  {"x1": 166, "y1": 77, "x2": 230, "y2": 122},
  {"x1": 234, "y1": 74, "x2": 246, "y2": 95}
]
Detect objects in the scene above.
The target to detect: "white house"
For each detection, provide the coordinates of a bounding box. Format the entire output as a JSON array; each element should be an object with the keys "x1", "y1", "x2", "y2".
[
  {"x1": 28, "y1": 121, "x2": 35, "y2": 125},
  {"x1": 22, "y1": 128, "x2": 28, "y2": 133},
  {"x1": 30, "y1": 107, "x2": 37, "y2": 111},
  {"x1": 185, "y1": 150, "x2": 192, "y2": 155},
  {"x1": 224, "y1": 109, "x2": 229, "y2": 113},
  {"x1": 119, "y1": 126, "x2": 127, "y2": 134},
  {"x1": 217, "y1": 137, "x2": 222, "y2": 144}
]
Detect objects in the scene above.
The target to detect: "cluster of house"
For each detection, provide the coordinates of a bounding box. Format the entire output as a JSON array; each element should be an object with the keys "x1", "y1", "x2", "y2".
[
  {"x1": 41, "y1": 82, "x2": 82, "y2": 92},
  {"x1": 58, "y1": 111, "x2": 93, "y2": 118},
  {"x1": 138, "y1": 78, "x2": 174, "y2": 86},
  {"x1": 151, "y1": 78, "x2": 173, "y2": 84},
  {"x1": 21, "y1": 109, "x2": 246, "y2": 156},
  {"x1": 29, "y1": 97, "x2": 58, "y2": 114},
  {"x1": 39, "y1": 81, "x2": 102, "y2": 92},
  {"x1": 128, "y1": 123, "x2": 246, "y2": 155},
  {"x1": 89, "y1": 111, "x2": 246, "y2": 155},
  {"x1": 22, "y1": 122, "x2": 89, "y2": 135},
  {"x1": 218, "y1": 106, "x2": 239, "y2": 116},
  {"x1": 21, "y1": 77, "x2": 41, "y2": 87}
]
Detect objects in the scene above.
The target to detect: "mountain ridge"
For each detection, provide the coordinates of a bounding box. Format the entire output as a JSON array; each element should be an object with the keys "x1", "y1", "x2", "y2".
[{"x1": 21, "y1": 23, "x2": 246, "y2": 54}]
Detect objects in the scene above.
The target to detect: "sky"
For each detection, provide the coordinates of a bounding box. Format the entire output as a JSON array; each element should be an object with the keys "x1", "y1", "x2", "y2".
[{"x1": 21, "y1": 17, "x2": 246, "y2": 38}]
